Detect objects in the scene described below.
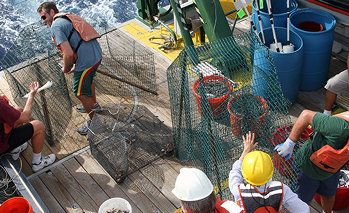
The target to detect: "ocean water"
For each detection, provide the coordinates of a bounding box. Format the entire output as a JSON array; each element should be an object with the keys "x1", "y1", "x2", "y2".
[{"x1": 0, "y1": 0, "x2": 169, "y2": 60}]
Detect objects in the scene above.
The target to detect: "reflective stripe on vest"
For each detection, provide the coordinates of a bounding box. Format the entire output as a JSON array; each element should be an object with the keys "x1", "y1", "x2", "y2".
[
  {"x1": 239, "y1": 181, "x2": 283, "y2": 213},
  {"x1": 309, "y1": 111, "x2": 349, "y2": 173}
]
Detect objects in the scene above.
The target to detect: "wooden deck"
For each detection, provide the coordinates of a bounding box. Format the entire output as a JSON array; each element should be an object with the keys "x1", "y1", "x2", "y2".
[{"x1": 1, "y1": 17, "x2": 348, "y2": 213}]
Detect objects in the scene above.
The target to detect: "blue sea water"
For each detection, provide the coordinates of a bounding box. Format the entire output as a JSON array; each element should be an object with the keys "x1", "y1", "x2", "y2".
[{"x1": 0, "y1": 0, "x2": 169, "y2": 61}]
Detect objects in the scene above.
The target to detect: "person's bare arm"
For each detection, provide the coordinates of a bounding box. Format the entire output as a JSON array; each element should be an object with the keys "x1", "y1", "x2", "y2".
[
  {"x1": 60, "y1": 41, "x2": 75, "y2": 73},
  {"x1": 275, "y1": 109, "x2": 316, "y2": 160},
  {"x1": 239, "y1": 131, "x2": 258, "y2": 161},
  {"x1": 288, "y1": 109, "x2": 316, "y2": 142},
  {"x1": 14, "y1": 82, "x2": 39, "y2": 125}
]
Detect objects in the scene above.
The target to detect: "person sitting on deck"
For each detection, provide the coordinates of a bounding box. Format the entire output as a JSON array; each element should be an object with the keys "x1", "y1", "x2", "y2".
[
  {"x1": 229, "y1": 131, "x2": 309, "y2": 213},
  {"x1": 172, "y1": 167, "x2": 244, "y2": 213},
  {"x1": 274, "y1": 110, "x2": 349, "y2": 213},
  {"x1": 323, "y1": 53, "x2": 349, "y2": 115},
  {"x1": 0, "y1": 82, "x2": 56, "y2": 172}
]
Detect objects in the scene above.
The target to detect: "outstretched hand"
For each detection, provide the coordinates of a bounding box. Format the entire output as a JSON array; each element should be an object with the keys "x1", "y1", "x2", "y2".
[
  {"x1": 239, "y1": 131, "x2": 258, "y2": 161},
  {"x1": 29, "y1": 82, "x2": 39, "y2": 96}
]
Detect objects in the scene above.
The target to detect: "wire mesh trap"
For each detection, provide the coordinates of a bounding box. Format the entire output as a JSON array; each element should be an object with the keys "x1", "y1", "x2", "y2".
[
  {"x1": 0, "y1": 21, "x2": 157, "y2": 148},
  {"x1": 88, "y1": 103, "x2": 173, "y2": 183},
  {"x1": 166, "y1": 32, "x2": 296, "y2": 198}
]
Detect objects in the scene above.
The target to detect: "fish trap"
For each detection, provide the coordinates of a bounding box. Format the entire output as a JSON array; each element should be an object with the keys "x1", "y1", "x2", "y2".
[
  {"x1": 88, "y1": 113, "x2": 129, "y2": 183},
  {"x1": 88, "y1": 103, "x2": 174, "y2": 183},
  {"x1": 167, "y1": 31, "x2": 295, "y2": 198}
]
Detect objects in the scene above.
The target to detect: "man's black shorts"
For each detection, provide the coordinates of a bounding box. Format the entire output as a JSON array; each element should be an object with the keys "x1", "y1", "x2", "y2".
[{"x1": 7, "y1": 123, "x2": 34, "y2": 152}]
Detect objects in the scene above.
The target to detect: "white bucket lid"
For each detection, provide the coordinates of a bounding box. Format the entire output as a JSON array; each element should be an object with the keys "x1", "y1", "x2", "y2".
[{"x1": 98, "y1": 197, "x2": 132, "y2": 213}]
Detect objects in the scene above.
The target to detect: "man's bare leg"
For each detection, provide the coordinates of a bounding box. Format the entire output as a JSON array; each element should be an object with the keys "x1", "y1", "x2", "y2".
[
  {"x1": 320, "y1": 195, "x2": 335, "y2": 213},
  {"x1": 77, "y1": 95, "x2": 95, "y2": 120},
  {"x1": 91, "y1": 82, "x2": 97, "y2": 104},
  {"x1": 30, "y1": 120, "x2": 45, "y2": 154},
  {"x1": 324, "y1": 90, "x2": 337, "y2": 111}
]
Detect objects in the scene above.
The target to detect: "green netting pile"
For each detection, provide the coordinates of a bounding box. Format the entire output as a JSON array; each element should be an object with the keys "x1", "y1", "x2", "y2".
[
  {"x1": 166, "y1": 31, "x2": 306, "y2": 198},
  {"x1": 0, "y1": 21, "x2": 157, "y2": 146}
]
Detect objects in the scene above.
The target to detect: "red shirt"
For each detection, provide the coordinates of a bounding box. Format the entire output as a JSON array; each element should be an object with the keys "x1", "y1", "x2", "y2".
[{"x1": 0, "y1": 99, "x2": 21, "y2": 153}]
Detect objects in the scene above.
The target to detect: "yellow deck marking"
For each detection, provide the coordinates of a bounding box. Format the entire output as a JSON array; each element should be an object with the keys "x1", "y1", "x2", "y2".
[
  {"x1": 122, "y1": 22, "x2": 186, "y2": 62},
  {"x1": 122, "y1": 2, "x2": 254, "y2": 87}
]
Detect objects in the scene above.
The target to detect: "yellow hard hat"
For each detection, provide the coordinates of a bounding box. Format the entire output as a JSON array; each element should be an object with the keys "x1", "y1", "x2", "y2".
[{"x1": 241, "y1": 151, "x2": 274, "y2": 186}]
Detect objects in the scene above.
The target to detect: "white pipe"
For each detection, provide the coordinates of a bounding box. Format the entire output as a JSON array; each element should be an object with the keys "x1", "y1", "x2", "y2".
[
  {"x1": 266, "y1": 0, "x2": 282, "y2": 52},
  {"x1": 255, "y1": 0, "x2": 266, "y2": 44},
  {"x1": 287, "y1": 0, "x2": 290, "y2": 45}
]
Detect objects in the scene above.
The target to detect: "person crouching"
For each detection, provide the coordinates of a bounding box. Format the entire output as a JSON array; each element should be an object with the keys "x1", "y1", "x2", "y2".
[{"x1": 229, "y1": 131, "x2": 309, "y2": 213}]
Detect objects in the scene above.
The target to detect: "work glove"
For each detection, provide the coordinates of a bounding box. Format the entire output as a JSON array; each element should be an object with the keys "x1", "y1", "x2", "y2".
[{"x1": 274, "y1": 138, "x2": 296, "y2": 161}]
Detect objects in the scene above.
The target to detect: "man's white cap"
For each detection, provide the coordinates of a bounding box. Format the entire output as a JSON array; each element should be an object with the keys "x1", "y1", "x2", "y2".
[{"x1": 172, "y1": 168, "x2": 214, "y2": 201}]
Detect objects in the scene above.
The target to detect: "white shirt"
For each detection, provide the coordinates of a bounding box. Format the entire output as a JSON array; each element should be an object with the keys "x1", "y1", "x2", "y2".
[{"x1": 228, "y1": 160, "x2": 310, "y2": 213}]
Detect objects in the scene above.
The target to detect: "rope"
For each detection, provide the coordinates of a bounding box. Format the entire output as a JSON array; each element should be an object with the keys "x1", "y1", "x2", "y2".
[
  {"x1": 148, "y1": 34, "x2": 177, "y2": 52},
  {"x1": 0, "y1": 154, "x2": 23, "y2": 197}
]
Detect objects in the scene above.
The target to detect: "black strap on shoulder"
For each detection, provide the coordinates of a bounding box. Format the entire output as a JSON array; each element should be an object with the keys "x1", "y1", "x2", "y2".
[
  {"x1": 67, "y1": 27, "x2": 75, "y2": 41},
  {"x1": 55, "y1": 15, "x2": 83, "y2": 53},
  {"x1": 74, "y1": 39, "x2": 83, "y2": 53}
]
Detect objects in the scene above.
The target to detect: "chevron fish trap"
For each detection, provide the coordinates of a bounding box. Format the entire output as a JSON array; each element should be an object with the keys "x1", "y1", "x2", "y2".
[
  {"x1": 88, "y1": 103, "x2": 174, "y2": 183},
  {"x1": 88, "y1": 110, "x2": 129, "y2": 183}
]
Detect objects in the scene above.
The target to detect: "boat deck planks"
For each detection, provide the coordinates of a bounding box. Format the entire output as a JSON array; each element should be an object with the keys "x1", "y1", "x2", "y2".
[
  {"x1": 30, "y1": 177, "x2": 66, "y2": 213},
  {"x1": 1, "y1": 17, "x2": 348, "y2": 212},
  {"x1": 63, "y1": 158, "x2": 110, "y2": 207},
  {"x1": 75, "y1": 151, "x2": 142, "y2": 213},
  {"x1": 51, "y1": 163, "x2": 100, "y2": 212},
  {"x1": 38, "y1": 168, "x2": 84, "y2": 212}
]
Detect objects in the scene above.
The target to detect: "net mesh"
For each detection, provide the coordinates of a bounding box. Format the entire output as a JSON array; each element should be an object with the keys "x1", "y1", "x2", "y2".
[
  {"x1": 166, "y1": 32, "x2": 306, "y2": 198},
  {"x1": 88, "y1": 103, "x2": 173, "y2": 183},
  {"x1": 0, "y1": 21, "x2": 157, "y2": 147}
]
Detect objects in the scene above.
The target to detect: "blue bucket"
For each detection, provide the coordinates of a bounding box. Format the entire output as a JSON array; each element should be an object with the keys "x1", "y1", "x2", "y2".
[
  {"x1": 290, "y1": 8, "x2": 336, "y2": 91},
  {"x1": 252, "y1": 27, "x2": 304, "y2": 103},
  {"x1": 252, "y1": 0, "x2": 298, "y2": 32}
]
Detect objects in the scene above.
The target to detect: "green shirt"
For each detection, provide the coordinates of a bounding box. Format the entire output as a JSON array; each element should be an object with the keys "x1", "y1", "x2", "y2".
[{"x1": 295, "y1": 112, "x2": 349, "y2": 180}]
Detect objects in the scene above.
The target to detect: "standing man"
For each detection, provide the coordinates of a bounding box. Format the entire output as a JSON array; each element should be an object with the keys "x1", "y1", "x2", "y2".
[
  {"x1": 1, "y1": 82, "x2": 56, "y2": 172},
  {"x1": 37, "y1": 1, "x2": 103, "y2": 135},
  {"x1": 172, "y1": 167, "x2": 243, "y2": 213},
  {"x1": 229, "y1": 132, "x2": 309, "y2": 213},
  {"x1": 274, "y1": 110, "x2": 349, "y2": 213},
  {"x1": 323, "y1": 53, "x2": 349, "y2": 115}
]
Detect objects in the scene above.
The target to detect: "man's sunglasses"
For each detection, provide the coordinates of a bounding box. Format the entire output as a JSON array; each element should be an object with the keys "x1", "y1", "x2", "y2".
[{"x1": 41, "y1": 15, "x2": 47, "y2": 20}]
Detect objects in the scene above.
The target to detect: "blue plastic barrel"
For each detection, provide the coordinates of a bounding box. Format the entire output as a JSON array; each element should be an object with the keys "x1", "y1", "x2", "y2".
[
  {"x1": 252, "y1": 0, "x2": 298, "y2": 32},
  {"x1": 252, "y1": 27, "x2": 304, "y2": 104},
  {"x1": 290, "y1": 8, "x2": 336, "y2": 91}
]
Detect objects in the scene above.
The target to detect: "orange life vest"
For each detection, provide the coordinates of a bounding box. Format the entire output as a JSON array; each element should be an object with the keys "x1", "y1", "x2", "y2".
[
  {"x1": 0, "y1": 96, "x2": 13, "y2": 134},
  {"x1": 310, "y1": 111, "x2": 349, "y2": 173},
  {"x1": 52, "y1": 13, "x2": 101, "y2": 62},
  {"x1": 215, "y1": 196, "x2": 243, "y2": 213}
]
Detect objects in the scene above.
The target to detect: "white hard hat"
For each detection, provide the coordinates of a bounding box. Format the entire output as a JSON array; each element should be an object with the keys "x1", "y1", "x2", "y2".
[{"x1": 172, "y1": 168, "x2": 214, "y2": 201}]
